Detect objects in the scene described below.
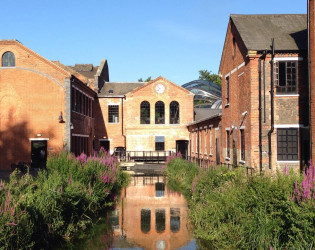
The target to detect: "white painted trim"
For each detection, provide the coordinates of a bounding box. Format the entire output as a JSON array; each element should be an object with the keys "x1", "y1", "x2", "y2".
[
  {"x1": 99, "y1": 139, "x2": 111, "y2": 141},
  {"x1": 277, "y1": 161, "x2": 300, "y2": 164},
  {"x1": 225, "y1": 72, "x2": 230, "y2": 78},
  {"x1": 29, "y1": 138, "x2": 49, "y2": 141},
  {"x1": 275, "y1": 94, "x2": 299, "y2": 97},
  {"x1": 239, "y1": 126, "x2": 245, "y2": 130},
  {"x1": 208, "y1": 125, "x2": 213, "y2": 128},
  {"x1": 275, "y1": 124, "x2": 302, "y2": 128},
  {"x1": 225, "y1": 128, "x2": 230, "y2": 131},
  {"x1": 72, "y1": 134, "x2": 89, "y2": 137},
  {"x1": 231, "y1": 67, "x2": 237, "y2": 74},
  {"x1": 199, "y1": 127, "x2": 203, "y2": 130},
  {"x1": 274, "y1": 57, "x2": 303, "y2": 61},
  {"x1": 238, "y1": 72, "x2": 245, "y2": 77},
  {"x1": 215, "y1": 128, "x2": 219, "y2": 131},
  {"x1": 239, "y1": 160, "x2": 245, "y2": 164},
  {"x1": 238, "y1": 62, "x2": 245, "y2": 69}
]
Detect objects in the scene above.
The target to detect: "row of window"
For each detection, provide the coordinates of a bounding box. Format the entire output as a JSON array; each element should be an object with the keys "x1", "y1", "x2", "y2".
[
  {"x1": 225, "y1": 128, "x2": 298, "y2": 162},
  {"x1": 226, "y1": 129, "x2": 245, "y2": 161},
  {"x1": 191, "y1": 128, "x2": 214, "y2": 155},
  {"x1": 225, "y1": 60, "x2": 298, "y2": 105},
  {"x1": 71, "y1": 87, "x2": 93, "y2": 117},
  {"x1": 141, "y1": 208, "x2": 180, "y2": 233},
  {"x1": 71, "y1": 135, "x2": 90, "y2": 156},
  {"x1": 108, "y1": 101, "x2": 180, "y2": 124}
]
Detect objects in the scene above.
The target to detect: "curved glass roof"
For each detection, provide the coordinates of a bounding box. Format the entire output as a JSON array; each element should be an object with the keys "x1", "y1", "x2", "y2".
[{"x1": 182, "y1": 80, "x2": 222, "y2": 106}]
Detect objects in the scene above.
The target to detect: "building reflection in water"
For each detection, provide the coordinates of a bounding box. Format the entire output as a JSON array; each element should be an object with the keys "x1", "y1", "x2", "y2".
[{"x1": 110, "y1": 174, "x2": 193, "y2": 249}]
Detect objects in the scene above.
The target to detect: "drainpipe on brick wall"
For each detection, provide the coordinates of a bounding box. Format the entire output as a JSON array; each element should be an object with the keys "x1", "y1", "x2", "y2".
[
  {"x1": 259, "y1": 50, "x2": 267, "y2": 173},
  {"x1": 268, "y1": 38, "x2": 275, "y2": 170}
]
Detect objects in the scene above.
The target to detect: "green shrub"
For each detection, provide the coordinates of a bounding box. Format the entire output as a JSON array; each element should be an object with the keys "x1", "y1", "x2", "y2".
[
  {"x1": 0, "y1": 150, "x2": 130, "y2": 249},
  {"x1": 165, "y1": 158, "x2": 315, "y2": 249}
]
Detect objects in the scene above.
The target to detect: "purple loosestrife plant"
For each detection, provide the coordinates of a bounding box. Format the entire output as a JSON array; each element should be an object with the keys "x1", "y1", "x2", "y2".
[{"x1": 291, "y1": 164, "x2": 315, "y2": 203}]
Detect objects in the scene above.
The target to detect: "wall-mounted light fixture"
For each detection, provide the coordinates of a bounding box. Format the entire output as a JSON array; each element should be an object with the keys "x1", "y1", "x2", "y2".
[{"x1": 58, "y1": 112, "x2": 65, "y2": 123}]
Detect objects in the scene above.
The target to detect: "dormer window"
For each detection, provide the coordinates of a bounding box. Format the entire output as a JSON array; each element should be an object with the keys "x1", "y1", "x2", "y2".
[
  {"x1": 2, "y1": 51, "x2": 15, "y2": 67},
  {"x1": 108, "y1": 90, "x2": 114, "y2": 94}
]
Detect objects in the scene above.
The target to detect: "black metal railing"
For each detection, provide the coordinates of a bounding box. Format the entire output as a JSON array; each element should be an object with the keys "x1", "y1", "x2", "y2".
[
  {"x1": 186, "y1": 156, "x2": 255, "y2": 176},
  {"x1": 117, "y1": 151, "x2": 173, "y2": 163}
]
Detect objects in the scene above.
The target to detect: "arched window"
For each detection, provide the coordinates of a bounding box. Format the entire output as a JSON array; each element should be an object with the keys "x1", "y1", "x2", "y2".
[
  {"x1": 170, "y1": 101, "x2": 179, "y2": 124},
  {"x1": 140, "y1": 101, "x2": 150, "y2": 124},
  {"x1": 170, "y1": 208, "x2": 180, "y2": 233},
  {"x1": 141, "y1": 209, "x2": 151, "y2": 233},
  {"x1": 155, "y1": 209, "x2": 165, "y2": 233},
  {"x1": 2, "y1": 51, "x2": 15, "y2": 67},
  {"x1": 155, "y1": 101, "x2": 165, "y2": 124}
]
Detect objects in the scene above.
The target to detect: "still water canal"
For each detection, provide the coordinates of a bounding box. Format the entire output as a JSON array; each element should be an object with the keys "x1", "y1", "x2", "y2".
[{"x1": 78, "y1": 174, "x2": 196, "y2": 250}]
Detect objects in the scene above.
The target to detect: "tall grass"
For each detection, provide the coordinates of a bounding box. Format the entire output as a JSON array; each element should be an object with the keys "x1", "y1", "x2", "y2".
[
  {"x1": 0, "y1": 150, "x2": 130, "y2": 249},
  {"x1": 165, "y1": 158, "x2": 315, "y2": 249}
]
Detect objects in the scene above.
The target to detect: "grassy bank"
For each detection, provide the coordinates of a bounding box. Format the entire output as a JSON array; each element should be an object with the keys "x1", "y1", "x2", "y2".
[
  {"x1": 164, "y1": 157, "x2": 315, "y2": 249},
  {"x1": 0, "y1": 150, "x2": 130, "y2": 249}
]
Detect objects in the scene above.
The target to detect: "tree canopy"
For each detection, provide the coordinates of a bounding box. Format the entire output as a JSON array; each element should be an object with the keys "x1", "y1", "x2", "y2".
[
  {"x1": 138, "y1": 76, "x2": 152, "y2": 82},
  {"x1": 198, "y1": 70, "x2": 221, "y2": 87}
]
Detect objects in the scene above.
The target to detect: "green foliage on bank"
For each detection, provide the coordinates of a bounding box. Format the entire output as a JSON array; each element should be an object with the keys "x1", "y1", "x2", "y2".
[
  {"x1": 0, "y1": 150, "x2": 130, "y2": 249},
  {"x1": 165, "y1": 158, "x2": 315, "y2": 249}
]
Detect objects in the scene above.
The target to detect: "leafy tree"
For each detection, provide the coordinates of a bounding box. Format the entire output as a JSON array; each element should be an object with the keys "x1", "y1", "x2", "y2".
[
  {"x1": 138, "y1": 76, "x2": 152, "y2": 82},
  {"x1": 198, "y1": 70, "x2": 221, "y2": 87}
]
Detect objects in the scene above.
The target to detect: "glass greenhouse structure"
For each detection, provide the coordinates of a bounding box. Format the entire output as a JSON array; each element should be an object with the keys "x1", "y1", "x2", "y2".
[{"x1": 182, "y1": 80, "x2": 222, "y2": 108}]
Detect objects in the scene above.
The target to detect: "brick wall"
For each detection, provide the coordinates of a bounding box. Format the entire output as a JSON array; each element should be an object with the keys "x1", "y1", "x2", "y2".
[
  {"x1": 0, "y1": 41, "x2": 69, "y2": 169},
  {"x1": 188, "y1": 115, "x2": 221, "y2": 163},
  {"x1": 218, "y1": 19, "x2": 308, "y2": 172},
  {"x1": 124, "y1": 77, "x2": 194, "y2": 152},
  {"x1": 0, "y1": 40, "x2": 97, "y2": 169},
  {"x1": 219, "y1": 20, "x2": 253, "y2": 168}
]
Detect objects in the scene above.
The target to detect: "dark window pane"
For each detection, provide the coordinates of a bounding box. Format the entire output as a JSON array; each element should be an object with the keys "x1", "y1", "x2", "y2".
[
  {"x1": 141, "y1": 209, "x2": 151, "y2": 233},
  {"x1": 155, "y1": 136, "x2": 165, "y2": 151},
  {"x1": 276, "y1": 61, "x2": 297, "y2": 94},
  {"x1": 108, "y1": 105, "x2": 119, "y2": 123},
  {"x1": 140, "y1": 101, "x2": 150, "y2": 124},
  {"x1": 155, "y1": 101, "x2": 165, "y2": 124},
  {"x1": 170, "y1": 101, "x2": 179, "y2": 124},
  {"x1": 170, "y1": 208, "x2": 180, "y2": 233},
  {"x1": 241, "y1": 129, "x2": 245, "y2": 161},
  {"x1": 277, "y1": 128, "x2": 298, "y2": 161},
  {"x1": 155, "y1": 182, "x2": 165, "y2": 197},
  {"x1": 2, "y1": 51, "x2": 15, "y2": 67},
  {"x1": 155, "y1": 209, "x2": 165, "y2": 233}
]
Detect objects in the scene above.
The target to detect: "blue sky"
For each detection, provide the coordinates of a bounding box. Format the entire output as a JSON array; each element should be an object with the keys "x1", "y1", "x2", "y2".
[{"x1": 2, "y1": 0, "x2": 307, "y2": 85}]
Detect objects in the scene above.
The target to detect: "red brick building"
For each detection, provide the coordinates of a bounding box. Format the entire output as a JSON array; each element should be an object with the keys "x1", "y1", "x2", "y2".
[
  {"x1": 0, "y1": 42, "x2": 193, "y2": 170},
  {"x1": 189, "y1": 14, "x2": 310, "y2": 172},
  {"x1": 0, "y1": 40, "x2": 108, "y2": 170},
  {"x1": 94, "y1": 76, "x2": 194, "y2": 156}
]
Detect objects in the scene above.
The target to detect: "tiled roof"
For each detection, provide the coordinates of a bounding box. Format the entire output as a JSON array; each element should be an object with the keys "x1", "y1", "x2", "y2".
[
  {"x1": 231, "y1": 14, "x2": 307, "y2": 51},
  {"x1": 68, "y1": 64, "x2": 99, "y2": 79},
  {"x1": 194, "y1": 108, "x2": 222, "y2": 122},
  {"x1": 98, "y1": 82, "x2": 145, "y2": 96}
]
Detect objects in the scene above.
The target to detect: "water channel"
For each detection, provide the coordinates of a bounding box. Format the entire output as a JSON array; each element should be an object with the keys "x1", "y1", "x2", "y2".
[{"x1": 78, "y1": 173, "x2": 197, "y2": 250}]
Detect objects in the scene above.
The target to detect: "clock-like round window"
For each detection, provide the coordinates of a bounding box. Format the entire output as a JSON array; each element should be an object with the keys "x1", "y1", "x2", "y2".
[{"x1": 155, "y1": 83, "x2": 165, "y2": 94}]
